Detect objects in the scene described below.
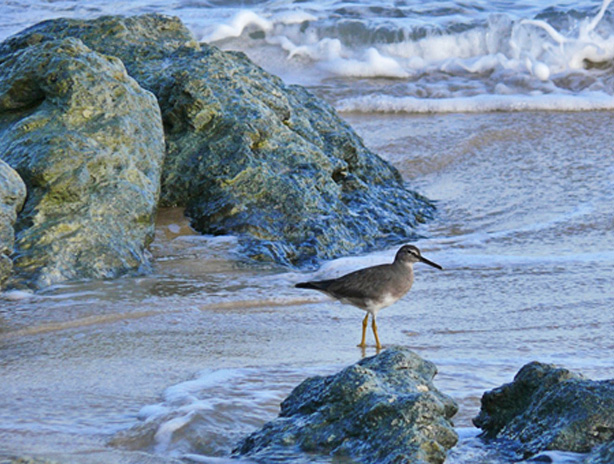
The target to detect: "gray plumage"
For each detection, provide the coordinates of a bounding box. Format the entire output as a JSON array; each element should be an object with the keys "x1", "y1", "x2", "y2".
[{"x1": 295, "y1": 245, "x2": 442, "y2": 349}]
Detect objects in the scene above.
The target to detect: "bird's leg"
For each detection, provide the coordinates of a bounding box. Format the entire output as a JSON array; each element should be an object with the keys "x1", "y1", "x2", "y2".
[
  {"x1": 372, "y1": 316, "x2": 382, "y2": 351},
  {"x1": 358, "y1": 313, "x2": 369, "y2": 348}
]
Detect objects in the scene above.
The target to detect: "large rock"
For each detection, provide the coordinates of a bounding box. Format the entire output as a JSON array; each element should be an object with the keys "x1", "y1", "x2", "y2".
[
  {"x1": 473, "y1": 362, "x2": 614, "y2": 459},
  {"x1": 2, "y1": 15, "x2": 435, "y2": 266},
  {"x1": 234, "y1": 348, "x2": 458, "y2": 464},
  {"x1": 0, "y1": 37, "x2": 165, "y2": 287},
  {"x1": 0, "y1": 160, "x2": 26, "y2": 287},
  {"x1": 585, "y1": 441, "x2": 614, "y2": 464}
]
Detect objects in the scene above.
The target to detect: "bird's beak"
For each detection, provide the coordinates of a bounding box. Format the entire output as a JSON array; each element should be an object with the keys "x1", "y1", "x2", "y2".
[{"x1": 420, "y1": 255, "x2": 443, "y2": 270}]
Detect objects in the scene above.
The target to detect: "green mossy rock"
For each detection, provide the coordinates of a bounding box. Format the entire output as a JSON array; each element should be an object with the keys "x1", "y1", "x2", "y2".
[
  {"x1": 0, "y1": 37, "x2": 165, "y2": 287},
  {"x1": 0, "y1": 160, "x2": 26, "y2": 287},
  {"x1": 474, "y1": 361, "x2": 614, "y2": 458},
  {"x1": 4, "y1": 14, "x2": 435, "y2": 267},
  {"x1": 234, "y1": 348, "x2": 458, "y2": 464}
]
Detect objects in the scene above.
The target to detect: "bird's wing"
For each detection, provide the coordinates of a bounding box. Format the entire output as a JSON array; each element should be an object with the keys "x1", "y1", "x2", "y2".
[{"x1": 326, "y1": 264, "x2": 395, "y2": 300}]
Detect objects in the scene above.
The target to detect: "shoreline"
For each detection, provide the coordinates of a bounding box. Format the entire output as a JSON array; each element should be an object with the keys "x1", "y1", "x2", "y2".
[{"x1": 2, "y1": 104, "x2": 614, "y2": 464}]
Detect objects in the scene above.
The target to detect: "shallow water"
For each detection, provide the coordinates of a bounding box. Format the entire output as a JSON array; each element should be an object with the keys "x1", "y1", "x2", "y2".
[
  {"x1": 2, "y1": 110, "x2": 614, "y2": 464},
  {"x1": 2, "y1": 1, "x2": 614, "y2": 463}
]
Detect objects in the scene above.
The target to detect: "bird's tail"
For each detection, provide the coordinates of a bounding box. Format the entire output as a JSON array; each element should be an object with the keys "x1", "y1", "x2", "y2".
[{"x1": 295, "y1": 281, "x2": 322, "y2": 290}]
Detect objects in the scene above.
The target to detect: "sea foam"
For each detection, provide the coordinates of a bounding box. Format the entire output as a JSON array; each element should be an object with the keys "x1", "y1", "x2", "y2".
[
  {"x1": 201, "y1": 0, "x2": 614, "y2": 113},
  {"x1": 203, "y1": 10, "x2": 272, "y2": 43},
  {"x1": 337, "y1": 92, "x2": 614, "y2": 113},
  {"x1": 132, "y1": 366, "x2": 332, "y2": 458}
]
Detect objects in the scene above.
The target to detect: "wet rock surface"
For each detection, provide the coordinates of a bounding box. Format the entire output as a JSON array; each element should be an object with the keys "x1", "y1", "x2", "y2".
[
  {"x1": 0, "y1": 160, "x2": 26, "y2": 287},
  {"x1": 234, "y1": 348, "x2": 458, "y2": 464},
  {"x1": 585, "y1": 441, "x2": 614, "y2": 464},
  {"x1": 0, "y1": 36, "x2": 165, "y2": 287},
  {"x1": 474, "y1": 361, "x2": 614, "y2": 459},
  {"x1": 3, "y1": 14, "x2": 435, "y2": 267}
]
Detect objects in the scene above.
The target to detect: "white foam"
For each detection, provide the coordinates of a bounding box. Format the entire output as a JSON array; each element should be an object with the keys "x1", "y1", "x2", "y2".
[
  {"x1": 194, "y1": 0, "x2": 614, "y2": 114},
  {"x1": 383, "y1": 28, "x2": 489, "y2": 63},
  {"x1": 134, "y1": 365, "x2": 333, "y2": 456},
  {"x1": 316, "y1": 0, "x2": 614, "y2": 88},
  {"x1": 322, "y1": 47, "x2": 410, "y2": 78},
  {"x1": 154, "y1": 411, "x2": 197, "y2": 452},
  {"x1": 337, "y1": 91, "x2": 614, "y2": 113},
  {"x1": 531, "y1": 60, "x2": 551, "y2": 81},
  {"x1": 203, "y1": 10, "x2": 272, "y2": 43},
  {"x1": 514, "y1": 16, "x2": 614, "y2": 72},
  {"x1": 3, "y1": 0, "x2": 614, "y2": 101},
  {"x1": 0, "y1": 289, "x2": 35, "y2": 301},
  {"x1": 137, "y1": 404, "x2": 170, "y2": 421},
  {"x1": 162, "y1": 369, "x2": 242, "y2": 404},
  {"x1": 286, "y1": 37, "x2": 342, "y2": 61}
]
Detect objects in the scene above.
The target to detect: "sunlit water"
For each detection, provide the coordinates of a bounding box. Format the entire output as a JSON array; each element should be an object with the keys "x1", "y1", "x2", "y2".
[{"x1": 1, "y1": 1, "x2": 614, "y2": 463}]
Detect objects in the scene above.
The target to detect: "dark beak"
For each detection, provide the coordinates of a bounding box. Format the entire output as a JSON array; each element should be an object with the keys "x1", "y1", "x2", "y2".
[{"x1": 420, "y1": 255, "x2": 443, "y2": 270}]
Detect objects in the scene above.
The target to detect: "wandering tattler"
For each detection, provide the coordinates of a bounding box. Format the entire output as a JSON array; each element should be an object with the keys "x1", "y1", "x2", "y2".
[{"x1": 295, "y1": 245, "x2": 442, "y2": 349}]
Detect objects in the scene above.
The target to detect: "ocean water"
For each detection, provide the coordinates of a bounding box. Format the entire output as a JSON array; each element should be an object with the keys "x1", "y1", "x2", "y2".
[
  {"x1": 3, "y1": 0, "x2": 614, "y2": 111},
  {"x1": 1, "y1": 1, "x2": 614, "y2": 464}
]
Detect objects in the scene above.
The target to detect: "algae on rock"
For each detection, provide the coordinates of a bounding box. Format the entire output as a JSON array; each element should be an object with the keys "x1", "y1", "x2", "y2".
[
  {"x1": 3, "y1": 14, "x2": 435, "y2": 267},
  {"x1": 0, "y1": 160, "x2": 26, "y2": 287},
  {"x1": 0, "y1": 37, "x2": 165, "y2": 287}
]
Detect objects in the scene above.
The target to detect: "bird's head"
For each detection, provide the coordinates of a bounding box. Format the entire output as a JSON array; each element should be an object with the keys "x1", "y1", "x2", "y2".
[{"x1": 395, "y1": 245, "x2": 443, "y2": 270}]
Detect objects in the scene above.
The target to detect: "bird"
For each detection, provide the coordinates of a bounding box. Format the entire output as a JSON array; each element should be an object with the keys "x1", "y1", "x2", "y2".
[{"x1": 295, "y1": 245, "x2": 442, "y2": 350}]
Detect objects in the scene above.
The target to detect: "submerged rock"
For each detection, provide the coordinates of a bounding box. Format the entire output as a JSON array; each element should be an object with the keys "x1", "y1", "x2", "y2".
[
  {"x1": 234, "y1": 348, "x2": 458, "y2": 464},
  {"x1": 0, "y1": 37, "x2": 164, "y2": 287},
  {"x1": 473, "y1": 361, "x2": 614, "y2": 459},
  {"x1": 3, "y1": 14, "x2": 435, "y2": 266},
  {"x1": 0, "y1": 160, "x2": 26, "y2": 287}
]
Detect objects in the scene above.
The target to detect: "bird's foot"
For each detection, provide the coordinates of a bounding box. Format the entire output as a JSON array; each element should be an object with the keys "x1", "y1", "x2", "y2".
[{"x1": 356, "y1": 342, "x2": 383, "y2": 353}]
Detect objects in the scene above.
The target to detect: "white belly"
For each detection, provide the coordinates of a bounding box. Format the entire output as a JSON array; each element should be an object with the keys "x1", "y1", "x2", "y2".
[{"x1": 341, "y1": 293, "x2": 402, "y2": 315}]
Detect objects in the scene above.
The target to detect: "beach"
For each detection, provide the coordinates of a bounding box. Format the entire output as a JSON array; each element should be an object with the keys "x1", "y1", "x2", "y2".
[{"x1": 1, "y1": 1, "x2": 614, "y2": 463}]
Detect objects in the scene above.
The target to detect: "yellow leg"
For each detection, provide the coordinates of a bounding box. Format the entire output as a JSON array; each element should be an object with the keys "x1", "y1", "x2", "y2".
[
  {"x1": 372, "y1": 316, "x2": 382, "y2": 350},
  {"x1": 358, "y1": 313, "x2": 369, "y2": 348}
]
